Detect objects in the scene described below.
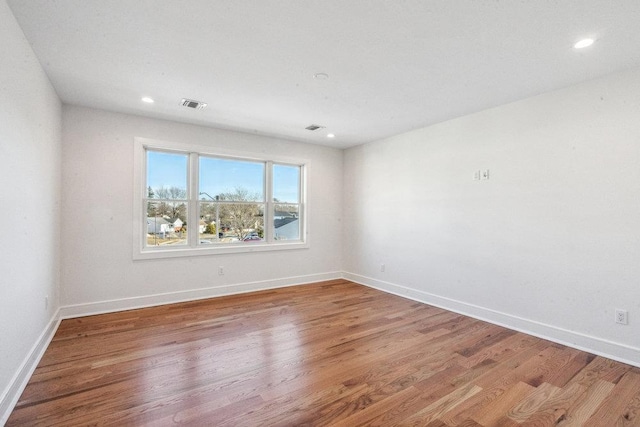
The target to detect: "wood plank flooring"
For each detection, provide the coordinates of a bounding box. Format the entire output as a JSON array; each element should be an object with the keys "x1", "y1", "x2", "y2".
[{"x1": 8, "y1": 279, "x2": 640, "y2": 426}]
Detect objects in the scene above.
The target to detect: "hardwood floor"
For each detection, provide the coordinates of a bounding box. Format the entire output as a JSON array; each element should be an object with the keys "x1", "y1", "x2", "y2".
[{"x1": 8, "y1": 279, "x2": 640, "y2": 426}]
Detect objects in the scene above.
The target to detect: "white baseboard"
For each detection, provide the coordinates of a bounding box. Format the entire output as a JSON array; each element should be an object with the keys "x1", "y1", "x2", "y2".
[
  {"x1": 343, "y1": 271, "x2": 640, "y2": 368},
  {"x1": 59, "y1": 271, "x2": 342, "y2": 319},
  {"x1": 0, "y1": 310, "x2": 61, "y2": 426},
  {"x1": 6, "y1": 269, "x2": 635, "y2": 426}
]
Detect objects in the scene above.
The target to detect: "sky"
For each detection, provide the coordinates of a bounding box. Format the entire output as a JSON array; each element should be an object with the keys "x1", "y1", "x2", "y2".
[{"x1": 147, "y1": 150, "x2": 300, "y2": 203}]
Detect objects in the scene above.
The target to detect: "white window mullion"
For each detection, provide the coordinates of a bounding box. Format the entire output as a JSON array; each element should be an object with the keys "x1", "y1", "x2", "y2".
[
  {"x1": 265, "y1": 161, "x2": 273, "y2": 243},
  {"x1": 300, "y1": 163, "x2": 307, "y2": 243},
  {"x1": 140, "y1": 147, "x2": 149, "y2": 251},
  {"x1": 189, "y1": 152, "x2": 199, "y2": 248}
]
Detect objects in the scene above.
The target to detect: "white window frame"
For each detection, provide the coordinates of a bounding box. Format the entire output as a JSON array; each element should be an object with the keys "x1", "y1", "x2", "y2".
[{"x1": 133, "y1": 137, "x2": 309, "y2": 260}]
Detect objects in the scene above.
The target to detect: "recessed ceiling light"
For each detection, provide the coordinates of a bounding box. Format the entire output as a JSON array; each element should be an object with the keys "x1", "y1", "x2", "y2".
[
  {"x1": 141, "y1": 97, "x2": 154, "y2": 103},
  {"x1": 314, "y1": 73, "x2": 329, "y2": 80},
  {"x1": 574, "y1": 38, "x2": 594, "y2": 49},
  {"x1": 327, "y1": 133, "x2": 335, "y2": 138}
]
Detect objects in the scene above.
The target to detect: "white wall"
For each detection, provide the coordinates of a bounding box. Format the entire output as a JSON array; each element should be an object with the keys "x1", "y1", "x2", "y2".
[
  {"x1": 343, "y1": 67, "x2": 640, "y2": 365},
  {"x1": 0, "y1": 0, "x2": 62, "y2": 419},
  {"x1": 60, "y1": 106, "x2": 343, "y2": 311}
]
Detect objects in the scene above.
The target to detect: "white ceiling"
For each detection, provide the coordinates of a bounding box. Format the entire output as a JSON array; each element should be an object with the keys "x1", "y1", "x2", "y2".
[{"x1": 7, "y1": 1, "x2": 640, "y2": 148}]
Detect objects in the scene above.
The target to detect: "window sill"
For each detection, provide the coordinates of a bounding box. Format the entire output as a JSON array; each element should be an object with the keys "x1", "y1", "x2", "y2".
[{"x1": 133, "y1": 241, "x2": 309, "y2": 260}]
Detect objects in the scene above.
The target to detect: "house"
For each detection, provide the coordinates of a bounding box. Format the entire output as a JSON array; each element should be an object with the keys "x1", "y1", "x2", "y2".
[
  {"x1": 3, "y1": 1, "x2": 640, "y2": 424},
  {"x1": 274, "y1": 210, "x2": 297, "y2": 220},
  {"x1": 146, "y1": 217, "x2": 172, "y2": 235},
  {"x1": 274, "y1": 217, "x2": 299, "y2": 241},
  {"x1": 167, "y1": 217, "x2": 183, "y2": 232}
]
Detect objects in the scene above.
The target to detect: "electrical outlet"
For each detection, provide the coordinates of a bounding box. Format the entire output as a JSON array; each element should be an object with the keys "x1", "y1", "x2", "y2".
[
  {"x1": 482, "y1": 169, "x2": 490, "y2": 180},
  {"x1": 380, "y1": 264, "x2": 385, "y2": 272},
  {"x1": 615, "y1": 309, "x2": 628, "y2": 325},
  {"x1": 218, "y1": 266, "x2": 224, "y2": 276},
  {"x1": 473, "y1": 170, "x2": 481, "y2": 181}
]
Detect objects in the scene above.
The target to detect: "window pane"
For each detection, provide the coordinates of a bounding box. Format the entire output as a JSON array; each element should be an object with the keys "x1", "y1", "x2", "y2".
[
  {"x1": 199, "y1": 157, "x2": 264, "y2": 202},
  {"x1": 274, "y1": 204, "x2": 300, "y2": 240},
  {"x1": 147, "y1": 151, "x2": 188, "y2": 200},
  {"x1": 145, "y1": 150, "x2": 188, "y2": 247},
  {"x1": 146, "y1": 201, "x2": 188, "y2": 246},
  {"x1": 273, "y1": 164, "x2": 300, "y2": 203}
]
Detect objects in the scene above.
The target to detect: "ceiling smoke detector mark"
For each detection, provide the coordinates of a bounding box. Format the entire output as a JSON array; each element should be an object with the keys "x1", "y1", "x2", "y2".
[
  {"x1": 305, "y1": 124, "x2": 325, "y2": 131},
  {"x1": 181, "y1": 99, "x2": 207, "y2": 110}
]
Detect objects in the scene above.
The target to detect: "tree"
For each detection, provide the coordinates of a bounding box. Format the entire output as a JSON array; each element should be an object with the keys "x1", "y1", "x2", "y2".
[
  {"x1": 149, "y1": 186, "x2": 187, "y2": 221},
  {"x1": 200, "y1": 202, "x2": 218, "y2": 220},
  {"x1": 147, "y1": 187, "x2": 157, "y2": 217},
  {"x1": 274, "y1": 203, "x2": 298, "y2": 217},
  {"x1": 218, "y1": 187, "x2": 263, "y2": 240},
  {"x1": 154, "y1": 186, "x2": 186, "y2": 200},
  {"x1": 206, "y1": 222, "x2": 217, "y2": 235}
]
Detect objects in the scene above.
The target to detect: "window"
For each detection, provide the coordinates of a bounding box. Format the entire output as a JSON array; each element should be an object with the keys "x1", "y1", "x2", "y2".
[
  {"x1": 134, "y1": 138, "x2": 307, "y2": 259},
  {"x1": 273, "y1": 164, "x2": 301, "y2": 241},
  {"x1": 146, "y1": 151, "x2": 188, "y2": 247},
  {"x1": 198, "y1": 156, "x2": 265, "y2": 244}
]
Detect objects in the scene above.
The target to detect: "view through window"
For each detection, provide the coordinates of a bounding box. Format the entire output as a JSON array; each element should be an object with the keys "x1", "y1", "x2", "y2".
[{"x1": 143, "y1": 147, "x2": 303, "y2": 252}]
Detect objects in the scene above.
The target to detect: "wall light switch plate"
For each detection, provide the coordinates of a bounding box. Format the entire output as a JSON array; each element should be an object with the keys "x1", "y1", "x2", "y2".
[{"x1": 615, "y1": 309, "x2": 628, "y2": 325}]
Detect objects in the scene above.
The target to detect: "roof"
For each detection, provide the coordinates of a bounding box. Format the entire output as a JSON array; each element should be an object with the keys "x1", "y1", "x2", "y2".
[
  {"x1": 147, "y1": 217, "x2": 171, "y2": 225},
  {"x1": 275, "y1": 217, "x2": 298, "y2": 229}
]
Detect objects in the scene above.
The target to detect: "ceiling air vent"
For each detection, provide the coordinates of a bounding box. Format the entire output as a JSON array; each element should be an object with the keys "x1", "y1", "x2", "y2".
[
  {"x1": 305, "y1": 124, "x2": 325, "y2": 131},
  {"x1": 181, "y1": 99, "x2": 208, "y2": 110}
]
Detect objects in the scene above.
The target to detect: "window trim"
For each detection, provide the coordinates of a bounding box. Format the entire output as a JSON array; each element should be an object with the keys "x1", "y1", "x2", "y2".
[{"x1": 133, "y1": 137, "x2": 309, "y2": 260}]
